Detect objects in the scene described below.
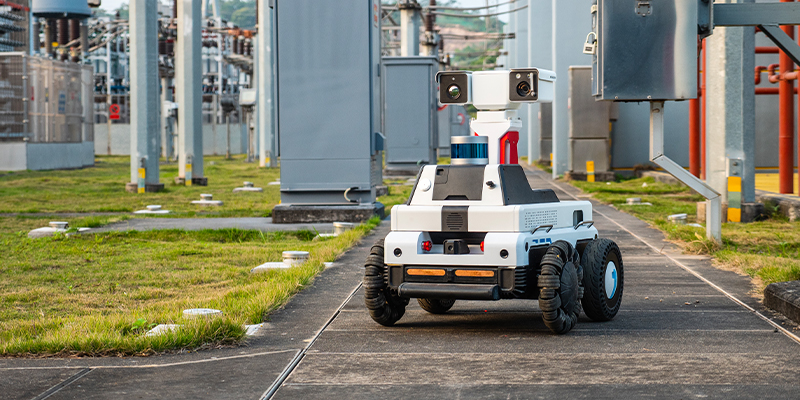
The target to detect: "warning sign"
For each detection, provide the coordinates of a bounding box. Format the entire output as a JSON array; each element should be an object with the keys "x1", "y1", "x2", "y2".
[{"x1": 109, "y1": 104, "x2": 120, "y2": 120}]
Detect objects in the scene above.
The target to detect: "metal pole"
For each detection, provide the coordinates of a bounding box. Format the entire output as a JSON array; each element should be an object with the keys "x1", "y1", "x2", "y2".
[
  {"x1": 706, "y1": 6, "x2": 757, "y2": 222},
  {"x1": 129, "y1": 0, "x2": 162, "y2": 193},
  {"x1": 399, "y1": 1, "x2": 421, "y2": 57},
  {"x1": 527, "y1": 0, "x2": 537, "y2": 166},
  {"x1": 779, "y1": 0, "x2": 795, "y2": 194},
  {"x1": 226, "y1": 112, "x2": 231, "y2": 159},
  {"x1": 650, "y1": 102, "x2": 721, "y2": 242},
  {"x1": 257, "y1": 0, "x2": 276, "y2": 168},
  {"x1": 177, "y1": 0, "x2": 204, "y2": 185},
  {"x1": 106, "y1": 33, "x2": 112, "y2": 156}
]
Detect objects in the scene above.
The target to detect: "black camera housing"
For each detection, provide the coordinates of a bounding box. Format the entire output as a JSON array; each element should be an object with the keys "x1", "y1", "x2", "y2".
[{"x1": 508, "y1": 69, "x2": 539, "y2": 102}]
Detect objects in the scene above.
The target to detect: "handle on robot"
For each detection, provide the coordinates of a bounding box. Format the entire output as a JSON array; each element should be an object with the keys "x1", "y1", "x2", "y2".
[
  {"x1": 531, "y1": 224, "x2": 554, "y2": 234},
  {"x1": 574, "y1": 220, "x2": 595, "y2": 230}
]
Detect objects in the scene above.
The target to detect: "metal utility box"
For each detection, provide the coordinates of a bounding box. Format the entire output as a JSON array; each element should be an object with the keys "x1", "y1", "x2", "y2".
[
  {"x1": 382, "y1": 56, "x2": 438, "y2": 173},
  {"x1": 593, "y1": 0, "x2": 697, "y2": 101},
  {"x1": 436, "y1": 104, "x2": 470, "y2": 157},
  {"x1": 275, "y1": 0, "x2": 382, "y2": 205},
  {"x1": 570, "y1": 67, "x2": 612, "y2": 173}
]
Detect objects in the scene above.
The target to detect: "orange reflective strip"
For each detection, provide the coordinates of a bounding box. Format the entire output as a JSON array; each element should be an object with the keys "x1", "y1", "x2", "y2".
[
  {"x1": 406, "y1": 269, "x2": 446, "y2": 276},
  {"x1": 455, "y1": 270, "x2": 495, "y2": 278}
]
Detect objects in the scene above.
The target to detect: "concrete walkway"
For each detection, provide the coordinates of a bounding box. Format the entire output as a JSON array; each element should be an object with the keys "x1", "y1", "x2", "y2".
[{"x1": 2, "y1": 168, "x2": 799, "y2": 399}]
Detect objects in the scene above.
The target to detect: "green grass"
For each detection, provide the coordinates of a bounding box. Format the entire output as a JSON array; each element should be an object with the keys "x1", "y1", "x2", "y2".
[
  {"x1": 0, "y1": 215, "x2": 382, "y2": 356},
  {"x1": 569, "y1": 177, "x2": 800, "y2": 293},
  {"x1": 0, "y1": 158, "x2": 415, "y2": 357},
  {"x1": 0, "y1": 155, "x2": 281, "y2": 216}
]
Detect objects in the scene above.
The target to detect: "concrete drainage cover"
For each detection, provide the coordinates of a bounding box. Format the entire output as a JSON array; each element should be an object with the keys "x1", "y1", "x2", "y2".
[
  {"x1": 28, "y1": 227, "x2": 66, "y2": 239},
  {"x1": 183, "y1": 308, "x2": 223, "y2": 318},
  {"x1": 245, "y1": 323, "x2": 264, "y2": 336},
  {"x1": 251, "y1": 262, "x2": 291, "y2": 273},
  {"x1": 135, "y1": 205, "x2": 171, "y2": 214},
  {"x1": 145, "y1": 324, "x2": 181, "y2": 337}
]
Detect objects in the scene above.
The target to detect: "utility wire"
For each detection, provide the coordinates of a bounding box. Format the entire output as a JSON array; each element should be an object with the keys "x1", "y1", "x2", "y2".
[
  {"x1": 424, "y1": 0, "x2": 517, "y2": 11},
  {"x1": 430, "y1": 4, "x2": 528, "y2": 18}
]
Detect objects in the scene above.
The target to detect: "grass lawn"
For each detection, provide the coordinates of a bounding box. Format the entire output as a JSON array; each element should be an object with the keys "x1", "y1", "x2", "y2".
[
  {"x1": 0, "y1": 158, "x2": 415, "y2": 357},
  {"x1": 0, "y1": 215, "x2": 385, "y2": 356},
  {"x1": 0, "y1": 155, "x2": 280, "y2": 216},
  {"x1": 571, "y1": 177, "x2": 800, "y2": 294}
]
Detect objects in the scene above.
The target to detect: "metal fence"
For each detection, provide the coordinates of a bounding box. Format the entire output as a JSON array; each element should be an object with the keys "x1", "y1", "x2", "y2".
[{"x1": 0, "y1": 53, "x2": 93, "y2": 143}]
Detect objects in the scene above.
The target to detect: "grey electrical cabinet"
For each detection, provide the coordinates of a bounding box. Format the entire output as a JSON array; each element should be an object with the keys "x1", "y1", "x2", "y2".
[
  {"x1": 275, "y1": 0, "x2": 382, "y2": 205},
  {"x1": 382, "y1": 56, "x2": 438, "y2": 174},
  {"x1": 593, "y1": 0, "x2": 697, "y2": 101},
  {"x1": 570, "y1": 66, "x2": 612, "y2": 174}
]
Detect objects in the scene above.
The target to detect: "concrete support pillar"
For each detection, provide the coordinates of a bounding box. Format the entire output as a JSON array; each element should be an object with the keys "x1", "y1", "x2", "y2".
[
  {"x1": 127, "y1": 0, "x2": 163, "y2": 193},
  {"x1": 257, "y1": 0, "x2": 276, "y2": 168},
  {"x1": 161, "y1": 77, "x2": 174, "y2": 160},
  {"x1": 705, "y1": 1, "x2": 757, "y2": 222},
  {"x1": 399, "y1": 1, "x2": 421, "y2": 57},
  {"x1": 508, "y1": 0, "x2": 529, "y2": 160},
  {"x1": 527, "y1": 0, "x2": 547, "y2": 165},
  {"x1": 176, "y1": 0, "x2": 205, "y2": 185},
  {"x1": 551, "y1": 0, "x2": 592, "y2": 178}
]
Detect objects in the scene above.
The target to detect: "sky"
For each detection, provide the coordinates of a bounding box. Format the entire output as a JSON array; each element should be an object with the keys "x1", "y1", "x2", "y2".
[{"x1": 98, "y1": 0, "x2": 515, "y2": 22}]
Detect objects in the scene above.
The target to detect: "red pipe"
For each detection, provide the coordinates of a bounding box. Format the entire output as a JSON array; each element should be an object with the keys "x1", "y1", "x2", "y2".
[
  {"x1": 756, "y1": 66, "x2": 766, "y2": 85},
  {"x1": 756, "y1": 46, "x2": 780, "y2": 54},
  {"x1": 701, "y1": 39, "x2": 707, "y2": 180},
  {"x1": 779, "y1": 7, "x2": 795, "y2": 194},
  {"x1": 689, "y1": 40, "x2": 701, "y2": 178},
  {"x1": 756, "y1": 87, "x2": 800, "y2": 95}
]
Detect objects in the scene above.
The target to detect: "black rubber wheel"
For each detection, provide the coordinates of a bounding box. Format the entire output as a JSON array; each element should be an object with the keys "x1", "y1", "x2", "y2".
[
  {"x1": 580, "y1": 238, "x2": 623, "y2": 322},
  {"x1": 537, "y1": 240, "x2": 583, "y2": 334},
  {"x1": 417, "y1": 298, "x2": 456, "y2": 314},
  {"x1": 363, "y1": 239, "x2": 408, "y2": 326}
]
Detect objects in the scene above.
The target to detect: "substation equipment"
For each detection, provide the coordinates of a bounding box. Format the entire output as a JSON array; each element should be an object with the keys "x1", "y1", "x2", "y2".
[
  {"x1": 0, "y1": 0, "x2": 95, "y2": 171},
  {"x1": 271, "y1": 0, "x2": 386, "y2": 223},
  {"x1": 382, "y1": 56, "x2": 439, "y2": 176},
  {"x1": 363, "y1": 68, "x2": 626, "y2": 335},
  {"x1": 586, "y1": 0, "x2": 800, "y2": 241}
]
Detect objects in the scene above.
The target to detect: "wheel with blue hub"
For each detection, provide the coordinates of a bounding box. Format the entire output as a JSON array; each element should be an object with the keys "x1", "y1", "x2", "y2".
[{"x1": 580, "y1": 238, "x2": 623, "y2": 321}]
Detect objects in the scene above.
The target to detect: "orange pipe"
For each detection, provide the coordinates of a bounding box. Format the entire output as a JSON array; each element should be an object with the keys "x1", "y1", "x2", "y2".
[
  {"x1": 779, "y1": 6, "x2": 795, "y2": 194},
  {"x1": 756, "y1": 46, "x2": 780, "y2": 54},
  {"x1": 756, "y1": 87, "x2": 799, "y2": 95},
  {"x1": 701, "y1": 39, "x2": 707, "y2": 180},
  {"x1": 689, "y1": 40, "x2": 701, "y2": 178}
]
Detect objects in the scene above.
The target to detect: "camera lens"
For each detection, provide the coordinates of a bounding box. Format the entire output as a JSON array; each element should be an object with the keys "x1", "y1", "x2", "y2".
[
  {"x1": 447, "y1": 84, "x2": 461, "y2": 100},
  {"x1": 516, "y1": 81, "x2": 531, "y2": 97}
]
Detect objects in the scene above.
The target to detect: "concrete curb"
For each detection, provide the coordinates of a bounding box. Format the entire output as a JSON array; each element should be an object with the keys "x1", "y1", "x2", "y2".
[
  {"x1": 756, "y1": 190, "x2": 800, "y2": 221},
  {"x1": 764, "y1": 281, "x2": 800, "y2": 325}
]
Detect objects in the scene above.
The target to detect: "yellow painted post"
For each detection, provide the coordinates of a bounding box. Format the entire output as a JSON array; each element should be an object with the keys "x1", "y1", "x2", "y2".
[
  {"x1": 727, "y1": 176, "x2": 741, "y2": 222},
  {"x1": 586, "y1": 161, "x2": 595, "y2": 183},
  {"x1": 549, "y1": 153, "x2": 553, "y2": 167},
  {"x1": 186, "y1": 164, "x2": 192, "y2": 186},
  {"x1": 137, "y1": 168, "x2": 145, "y2": 193}
]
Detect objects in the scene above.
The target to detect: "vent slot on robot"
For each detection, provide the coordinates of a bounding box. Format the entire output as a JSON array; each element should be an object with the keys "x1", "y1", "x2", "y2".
[{"x1": 441, "y1": 206, "x2": 469, "y2": 232}]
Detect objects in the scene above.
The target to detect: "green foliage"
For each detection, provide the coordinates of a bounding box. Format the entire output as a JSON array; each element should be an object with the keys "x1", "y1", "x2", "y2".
[{"x1": 221, "y1": 0, "x2": 256, "y2": 28}]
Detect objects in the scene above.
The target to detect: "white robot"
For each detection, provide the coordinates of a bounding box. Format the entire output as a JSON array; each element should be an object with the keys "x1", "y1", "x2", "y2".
[{"x1": 364, "y1": 69, "x2": 623, "y2": 334}]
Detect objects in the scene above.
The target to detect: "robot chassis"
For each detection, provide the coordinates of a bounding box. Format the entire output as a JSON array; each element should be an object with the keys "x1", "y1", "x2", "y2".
[{"x1": 364, "y1": 69, "x2": 624, "y2": 334}]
